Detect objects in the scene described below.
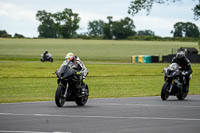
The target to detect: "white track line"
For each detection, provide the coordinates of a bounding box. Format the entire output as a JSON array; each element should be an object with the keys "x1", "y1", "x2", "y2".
[
  {"x1": 0, "y1": 112, "x2": 199, "y2": 121},
  {"x1": 0, "y1": 101, "x2": 50, "y2": 105},
  {"x1": 94, "y1": 103, "x2": 200, "y2": 108},
  {"x1": 0, "y1": 130, "x2": 71, "y2": 133}
]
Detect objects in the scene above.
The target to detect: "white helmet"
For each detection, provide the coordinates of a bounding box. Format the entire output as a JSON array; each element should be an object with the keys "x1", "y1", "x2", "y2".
[
  {"x1": 65, "y1": 52, "x2": 75, "y2": 61},
  {"x1": 176, "y1": 51, "x2": 185, "y2": 59}
]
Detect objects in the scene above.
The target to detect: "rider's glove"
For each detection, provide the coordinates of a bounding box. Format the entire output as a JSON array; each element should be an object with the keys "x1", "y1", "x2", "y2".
[
  {"x1": 185, "y1": 72, "x2": 188, "y2": 76},
  {"x1": 182, "y1": 72, "x2": 186, "y2": 76},
  {"x1": 83, "y1": 79, "x2": 86, "y2": 84},
  {"x1": 182, "y1": 72, "x2": 188, "y2": 76},
  {"x1": 76, "y1": 72, "x2": 81, "y2": 75}
]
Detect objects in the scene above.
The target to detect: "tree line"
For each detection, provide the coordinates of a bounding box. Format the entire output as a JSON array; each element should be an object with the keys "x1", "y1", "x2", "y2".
[
  {"x1": 35, "y1": 8, "x2": 200, "y2": 40},
  {"x1": 35, "y1": 9, "x2": 137, "y2": 39},
  {"x1": 0, "y1": 30, "x2": 25, "y2": 38},
  {"x1": 1, "y1": 0, "x2": 199, "y2": 41}
]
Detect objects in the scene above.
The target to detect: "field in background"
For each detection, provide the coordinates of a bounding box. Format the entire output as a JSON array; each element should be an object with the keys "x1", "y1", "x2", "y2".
[
  {"x1": 0, "y1": 39, "x2": 199, "y2": 103},
  {"x1": 0, "y1": 38, "x2": 199, "y2": 62}
]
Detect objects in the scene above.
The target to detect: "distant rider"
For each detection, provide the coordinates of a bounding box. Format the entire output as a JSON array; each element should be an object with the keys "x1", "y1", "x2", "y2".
[
  {"x1": 43, "y1": 51, "x2": 48, "y2": 60},
  {"x1": 64, "y1": 52, "x2": 88, "y2": 94},
  {"x1": 172, "y1": 51, "x2": 192, "y2": 92}
]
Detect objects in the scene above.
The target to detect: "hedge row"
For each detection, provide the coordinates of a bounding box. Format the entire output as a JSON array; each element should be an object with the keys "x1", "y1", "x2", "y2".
[
  {"x1": 127, "y1": 36, "x2": 199, "y2": 42},
  {"x1": 78, "y1": 35, "x2": 199, "y2": 42}
]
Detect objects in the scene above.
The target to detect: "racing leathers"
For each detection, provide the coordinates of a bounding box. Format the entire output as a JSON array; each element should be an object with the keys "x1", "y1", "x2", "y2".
[
  {"x1": 62, "y1": 56, "x2": 88, "y2": 94},
  {"x1": 172, "y1": 56, "x2": 192, "y2": 92}
]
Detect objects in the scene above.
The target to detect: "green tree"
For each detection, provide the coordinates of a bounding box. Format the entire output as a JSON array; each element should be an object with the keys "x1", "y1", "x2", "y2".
[
  {"x1": 172, "y1": 22, "x2": 200, "y2": 38},
  {"x1": 137, "y1": 29, "x2": 155, "y2": 36},
  {"x1": 36, "y1": 10, "x2": 57, "y2": 38},
  {"x1": 198, "y1": 38, "x2": 200, "y2": 48},
  {"x1": 36, "y1": 8, "x2": 80, "y2": 38},
  {"x1": 53, "y1": 8, "x2": 81, "y2": 38},
  {"x1": 172, "y1": 22, "x2": 184, "y2": 37},
  {"x1": 0, "y1": 30, "x2": 12, "y2": 38},
  {"x1": 14, "y1": 33, "x2": 25, "y2": 38},
  {"x1": 128, "y1": 0, "x2": 200, "y2": 20},
  {"x1": 193, "y1": 2, "x2": 200, "y2": 20},
  {"x1": 103, "y1": 16, "x2": 113, "y2": 39},
  {"x1": 112, "y1": 17, "x2": 136, "y2": 39},
  {"x1": 184, "y1": 22, "x2": 200, "y2": 37},
  {"x1": 88, "y1": 20, "x2": 104, "y2": 37},
  {"x1": 102, "y1": 16, "x2": 136, "y2": 39}
]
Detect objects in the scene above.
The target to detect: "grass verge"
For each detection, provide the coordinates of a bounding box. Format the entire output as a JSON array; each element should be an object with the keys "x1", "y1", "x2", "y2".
[{"x1": 0, "y1": 61, "x2": 199, "y2": 103}]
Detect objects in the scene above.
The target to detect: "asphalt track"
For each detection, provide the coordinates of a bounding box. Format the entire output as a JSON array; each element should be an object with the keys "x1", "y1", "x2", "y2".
[{"x1": 0, "y1": 95, "x2": 200, "y2": 133}]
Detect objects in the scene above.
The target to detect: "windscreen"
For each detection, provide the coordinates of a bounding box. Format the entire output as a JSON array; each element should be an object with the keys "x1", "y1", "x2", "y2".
[{"x1": 57, "y1": 61, "x2": 74, "y2": 78}]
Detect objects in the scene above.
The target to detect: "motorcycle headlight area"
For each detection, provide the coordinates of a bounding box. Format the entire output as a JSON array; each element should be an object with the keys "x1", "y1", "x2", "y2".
[{"x1": 168, "y1": 63, "x2": 179, "y2": 71}]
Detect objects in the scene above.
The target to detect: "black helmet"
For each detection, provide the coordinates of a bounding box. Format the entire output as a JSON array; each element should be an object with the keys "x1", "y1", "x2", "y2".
[
  {"x1": 176, "y1": 51, "x2": 185, "y2": 59},
  {"x1": 45, "y1": 51, "x2": 48, "y2": 54}
]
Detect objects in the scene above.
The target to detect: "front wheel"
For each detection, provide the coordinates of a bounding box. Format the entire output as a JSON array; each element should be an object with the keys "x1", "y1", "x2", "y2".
[
  {"x1": 40, "y1": 59, "x2": 44, "y2": 62},
  {"x1": 55, "y1": 85, "x2": 66, "y2": 107},
  {"x1": 161, "y1": 82, "x2": 170, "y2": 100}
]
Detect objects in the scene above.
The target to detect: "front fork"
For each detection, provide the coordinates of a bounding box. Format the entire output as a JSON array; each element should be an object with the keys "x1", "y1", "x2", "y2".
[
  {"x1": 64, "y1": 83, "x2": 69, "y2": 97},
  {"x1": 168, "y1": 83, "x2": 173, "y2": 93},
  {"x1": 58, "y1": 82, "x2": 69, "y2": 98},
  {"x1": 165, "y1": 77, "x2": 173, "y2": 93}
]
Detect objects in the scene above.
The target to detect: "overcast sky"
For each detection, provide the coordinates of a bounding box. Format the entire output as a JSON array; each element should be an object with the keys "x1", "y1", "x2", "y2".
[{"x1": 0, "y1": 0, "x2": 199, "y2": 37}]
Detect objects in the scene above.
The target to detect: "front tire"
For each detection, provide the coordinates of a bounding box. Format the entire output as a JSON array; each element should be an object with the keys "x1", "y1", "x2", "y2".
[
  {"x1": 55, "y1": 85, "x2": 66, "y2": 107},
  {"x1": 40, "y1": 59, "x2": 44, "y2": 62},
  {"x1": 161, "y1": 82, "x2": 170, "y2": 100}
]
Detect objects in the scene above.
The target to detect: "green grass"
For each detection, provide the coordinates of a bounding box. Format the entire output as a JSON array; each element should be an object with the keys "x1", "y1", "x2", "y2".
[
  {"x1": 0, "y1": 38, "x2": 199, "y2": 103},
  {"x1": 0, "y1": 61, "x2": 199, "y2": 103},
  {"x1": 0, "y1": 38, "x2": 199, "y2": 62}
]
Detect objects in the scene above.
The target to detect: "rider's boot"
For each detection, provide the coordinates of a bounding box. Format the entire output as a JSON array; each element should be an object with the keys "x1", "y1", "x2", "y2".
[{"x1": 185, "y1": 84, "x2": 189, "y2": 93}]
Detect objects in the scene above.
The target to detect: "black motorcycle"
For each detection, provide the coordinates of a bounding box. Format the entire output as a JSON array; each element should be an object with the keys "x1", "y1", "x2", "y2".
[
  {"x1": 40, "y1": 53, "x2": 53, "y2": 62},
  {"x1": 161, "y1": 63, "x2": 188, "y2": 100},
  {"x1": 55, "y1": 61, "x2": 89, "y2": 107}
]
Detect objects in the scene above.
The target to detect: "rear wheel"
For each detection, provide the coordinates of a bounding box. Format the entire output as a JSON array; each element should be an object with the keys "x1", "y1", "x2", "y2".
[
  {"x1": 161, "y1": 82, "x2": 170, "y2": 100},
  {"x1": 177, "y1": 92, "x2": 188, "y2": 100},
  {"x1": 75, "y1": 85, "x2": 89, "y2": 106},
  {"x1": 55, "y1": 85, "x2": 66, "y2": 107},
  {"x1": 49, "y1": 58, "x2": 53, "y2": 62},
  {"x1": 75, "y1": 96, "x2": 88, "y2": 106}
]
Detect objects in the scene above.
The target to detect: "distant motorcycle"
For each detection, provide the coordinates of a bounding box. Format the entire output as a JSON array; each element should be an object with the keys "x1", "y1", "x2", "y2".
[
  {"x1": 161, "y1": 63, "x2": 189, "y2": 100},
  {"x1": 55, "y1": 60, "x2": 89, "y2": 107},
  {"x1": 40, "y1": 53, "x2": 53, "y2": 62}
]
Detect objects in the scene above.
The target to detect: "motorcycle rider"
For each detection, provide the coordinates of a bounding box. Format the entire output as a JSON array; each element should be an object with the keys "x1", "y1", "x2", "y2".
[
  {"x1": 64, "y1": 52, "x2": 88, "y2": 95},
  {"x1": 43, "y1": 51, "x2": 48, "y2": 60},
  {"x1": 172, "y1": 51, "x2": 192, "y2": 93}
]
